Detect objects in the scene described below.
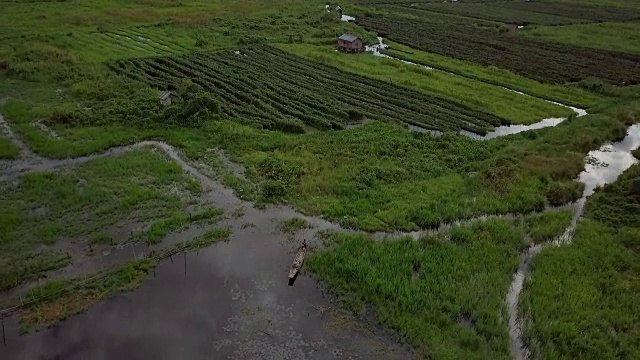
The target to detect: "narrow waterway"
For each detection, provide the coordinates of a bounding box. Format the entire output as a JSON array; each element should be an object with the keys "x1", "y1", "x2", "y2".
[
  {"x1": 506, "y1": 124, "x2": 640, "y2": 360},
  {"x1": 364, "y1": 37, "x2": 588, "y2": 138}
]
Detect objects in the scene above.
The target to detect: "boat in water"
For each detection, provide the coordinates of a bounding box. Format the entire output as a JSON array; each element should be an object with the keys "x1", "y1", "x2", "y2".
[{"x1": 288, "y1": 239, "x2": 308, "y2": 286}]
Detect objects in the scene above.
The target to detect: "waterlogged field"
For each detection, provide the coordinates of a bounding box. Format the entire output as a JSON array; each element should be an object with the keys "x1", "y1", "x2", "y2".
[
  {"x1": 1, "y1": 0, "x2": 640, "y2": 358},
  {"x1": 0, "y1": 149, "x2": 220, "y2": 291}
]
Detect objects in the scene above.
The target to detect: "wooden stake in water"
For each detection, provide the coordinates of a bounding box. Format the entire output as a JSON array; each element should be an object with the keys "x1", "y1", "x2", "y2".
[
  {"x1": 184, "y1": 251, "x2": 187, "y2": 277},
  {"x1": 2, "y1": 315, "x2": 6, "y2": 347}
]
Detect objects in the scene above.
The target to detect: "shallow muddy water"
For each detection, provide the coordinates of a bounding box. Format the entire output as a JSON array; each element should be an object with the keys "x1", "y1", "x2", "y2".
[
  {"x1": 506, "y1": 124, "x2": 640, "y2": 360},
  {"x1": 0, "y1": 123, "x2": 411, "y2": 359},
  {"x1": 0, "y1": 203, "x2": 410, "y2": 359}
]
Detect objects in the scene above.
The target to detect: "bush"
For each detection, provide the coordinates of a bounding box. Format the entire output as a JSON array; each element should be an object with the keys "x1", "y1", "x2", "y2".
[
  {"x1": 260, "y1": 179, "x2": 287, "y2": 201},
  {"x1": 545, "y1": 180, "x2": 584, "y2": 206}
]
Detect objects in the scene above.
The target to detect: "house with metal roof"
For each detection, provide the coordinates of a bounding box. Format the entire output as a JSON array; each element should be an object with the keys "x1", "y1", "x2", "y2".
[{"x1": 337, "y1": 34, "x2": 363, "y2": 53}]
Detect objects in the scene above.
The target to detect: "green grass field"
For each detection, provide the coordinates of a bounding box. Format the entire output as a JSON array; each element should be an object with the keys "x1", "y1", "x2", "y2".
[
  {"x1": 0, "y1": 137, "x2": 20, "y2": 159},
  {"x1": 382, "y1": 41, "x2": 609, "y2": 109},
  {"x1": 521, "y1": 22, "x2": 640, "y2": 55},
  {"x1": 279, "y1": 43, "x2": 573, "y2": 125},
  {"x1": 521, "y1": 161, "x2": 640, "y2": 359},
  {"x1": 307, "y1": 219, "x2": 525, "y2": 359}
]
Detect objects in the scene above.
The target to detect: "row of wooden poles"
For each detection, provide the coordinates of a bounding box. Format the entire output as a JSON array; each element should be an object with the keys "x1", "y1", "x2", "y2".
[{"x1": 1, "y1": 240, "x2": 197, "y2": 347}]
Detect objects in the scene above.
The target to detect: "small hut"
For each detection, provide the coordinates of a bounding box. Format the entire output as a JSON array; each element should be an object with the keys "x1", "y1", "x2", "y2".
[
  {"x1": 158, "y1": 91, "x2": 172, "y2": 106},
  {"x1": 337, "y1": 34, "x2": 363, "y2": 53}
]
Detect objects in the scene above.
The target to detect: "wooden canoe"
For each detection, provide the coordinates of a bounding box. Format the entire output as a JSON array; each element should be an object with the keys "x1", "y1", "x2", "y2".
[{"x1": 288, "y1": 241, "x2": 308, "y2": 280}]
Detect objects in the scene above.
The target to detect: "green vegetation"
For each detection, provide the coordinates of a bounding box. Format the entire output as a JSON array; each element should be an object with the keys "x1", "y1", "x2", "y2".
[
  {"x1": 1, "y1": 99, "x2": 156, "y2": 158},
  {"x1": 0, "y1": 136, "x2": 19, "y2": 159},
  {"x1": 525, "y1": 209, "x2": 574, "y2": 244},
  {"x1": 113, "y1": 46, "x2": 506, "y2": 134},
  {"x1": 0, "y1": 0, "x2": 372, "y2": 62},
  {"x1": 522, "y1": 163, "x2": 640, "y2": 359},
  {"x1": 17, "y1": 259, "x2": 155, "y2": 333},
  {"x1": 140, "y1": 206, "x2": 224, "y2": 244},
  {"x1": 0, "y1": 251, "x2": 72, "y2": 291},
  {"x1": 307, "y1": 219, "x2": 525, "y2": 359},
  {"x1": 278, "y1": 217, "x2": 312, "y2": 234},
  {"x1": 12, "y1": 225, "x2": 231, "y2": 333},
  {"x1": 522, "y1": 220, "x2": 640, "y2": 360},
  {"x1": 229, "y1": 106, "x2": 630, "y2": 231},
  {"x1": 404, "y1": 1, "x2": 640, "y2": 25},
  {"x1": 280, "y1": 43, "x2": 572, "y2": 124},
  {"x1": 222, "y1": 174, "x2": 258, "y2": 201},
  {"x1": 160, "y1": 227, "x2": 232, "y2": 256},
  {"x1": 551, "y1": 0, "x2": 640, "y2": 10},
  {"x1": 584, "y1": 164, "x2": 640, "y2": 228},
  {"x1": 356, "y1": 12, "x2": 640, "y2": 85},
  {"x1": 633, "y1": 148, "x2": 640, "y2": 160},
  {"x1": 383, "y1": 41, "x2": 607, "y2": 109},
  {"x1": 522, "y1": 22, "x2": 640, "y2": 56},
  {"x1": 0, "y1": 148, "x2": 205, "y2": 291},
  {"x1": 1, "y1": 0, "x2": 640, "y2": 356}
]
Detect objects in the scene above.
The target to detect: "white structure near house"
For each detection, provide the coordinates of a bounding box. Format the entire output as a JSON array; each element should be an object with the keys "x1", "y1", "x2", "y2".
[{"x1": 158, "y1": 91, "x2": 172, "y2": 106}]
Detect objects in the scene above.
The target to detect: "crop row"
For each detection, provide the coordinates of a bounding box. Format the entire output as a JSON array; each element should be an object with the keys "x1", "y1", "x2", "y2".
[
  {"x1": 109, "y1": 46, "x2": 505, "y2": 134},
  {"x1": 402, "y1": 3, "x2": 582, "y2": 26},
  {"x1": 497, "y1": 1, "x2": 640, "y2": 23},
  {"x1": 401, "y1": 1, "x2": 640, "y2": 25},
  {"x1": 356, "y1": 14, "x2": 640, "y2": 85}
]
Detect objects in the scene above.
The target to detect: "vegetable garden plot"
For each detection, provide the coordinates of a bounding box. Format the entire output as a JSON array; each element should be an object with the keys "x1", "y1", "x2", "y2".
[
  {"x1": 109, "y1": 46, "x2": 505, "y2": 134},
  {"x1": 403, "y1": 1, "x2": 640, "y2": 25},
  {"x1": 356, "y1": 14, "x2": 640, "y2": 85},
  {"x1": 499, "y1": 1, "x2": 640, "y2": 23},
  {"x1": 404, "y1": 3, "x2": 584, "y2": 26}
]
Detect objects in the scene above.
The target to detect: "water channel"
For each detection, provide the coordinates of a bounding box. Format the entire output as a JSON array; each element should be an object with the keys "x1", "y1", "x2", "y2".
[
  {"x1": 363, "y1": 36, "x2": 588, "y2": 139},
  {"x1": 506, "y1": 124, "x2": 640, "y2": 360},
  {"x1": 0, "y1": 26, "x2": 637, "y2": 357}
]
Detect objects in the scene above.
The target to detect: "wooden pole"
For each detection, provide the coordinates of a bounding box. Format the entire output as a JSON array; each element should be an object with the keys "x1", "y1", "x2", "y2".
[{"x1": 2, "y1": 315, "x2": 6, "y2": 347}]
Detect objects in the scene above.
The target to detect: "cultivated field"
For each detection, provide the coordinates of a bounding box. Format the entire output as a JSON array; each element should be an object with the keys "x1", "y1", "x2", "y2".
[
  {"x1": 0, "y1": 0, "x2": 639, "y2": 359},
  {"x1": 111, "y1": 46, "x2": 505, "y2": 134}
]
